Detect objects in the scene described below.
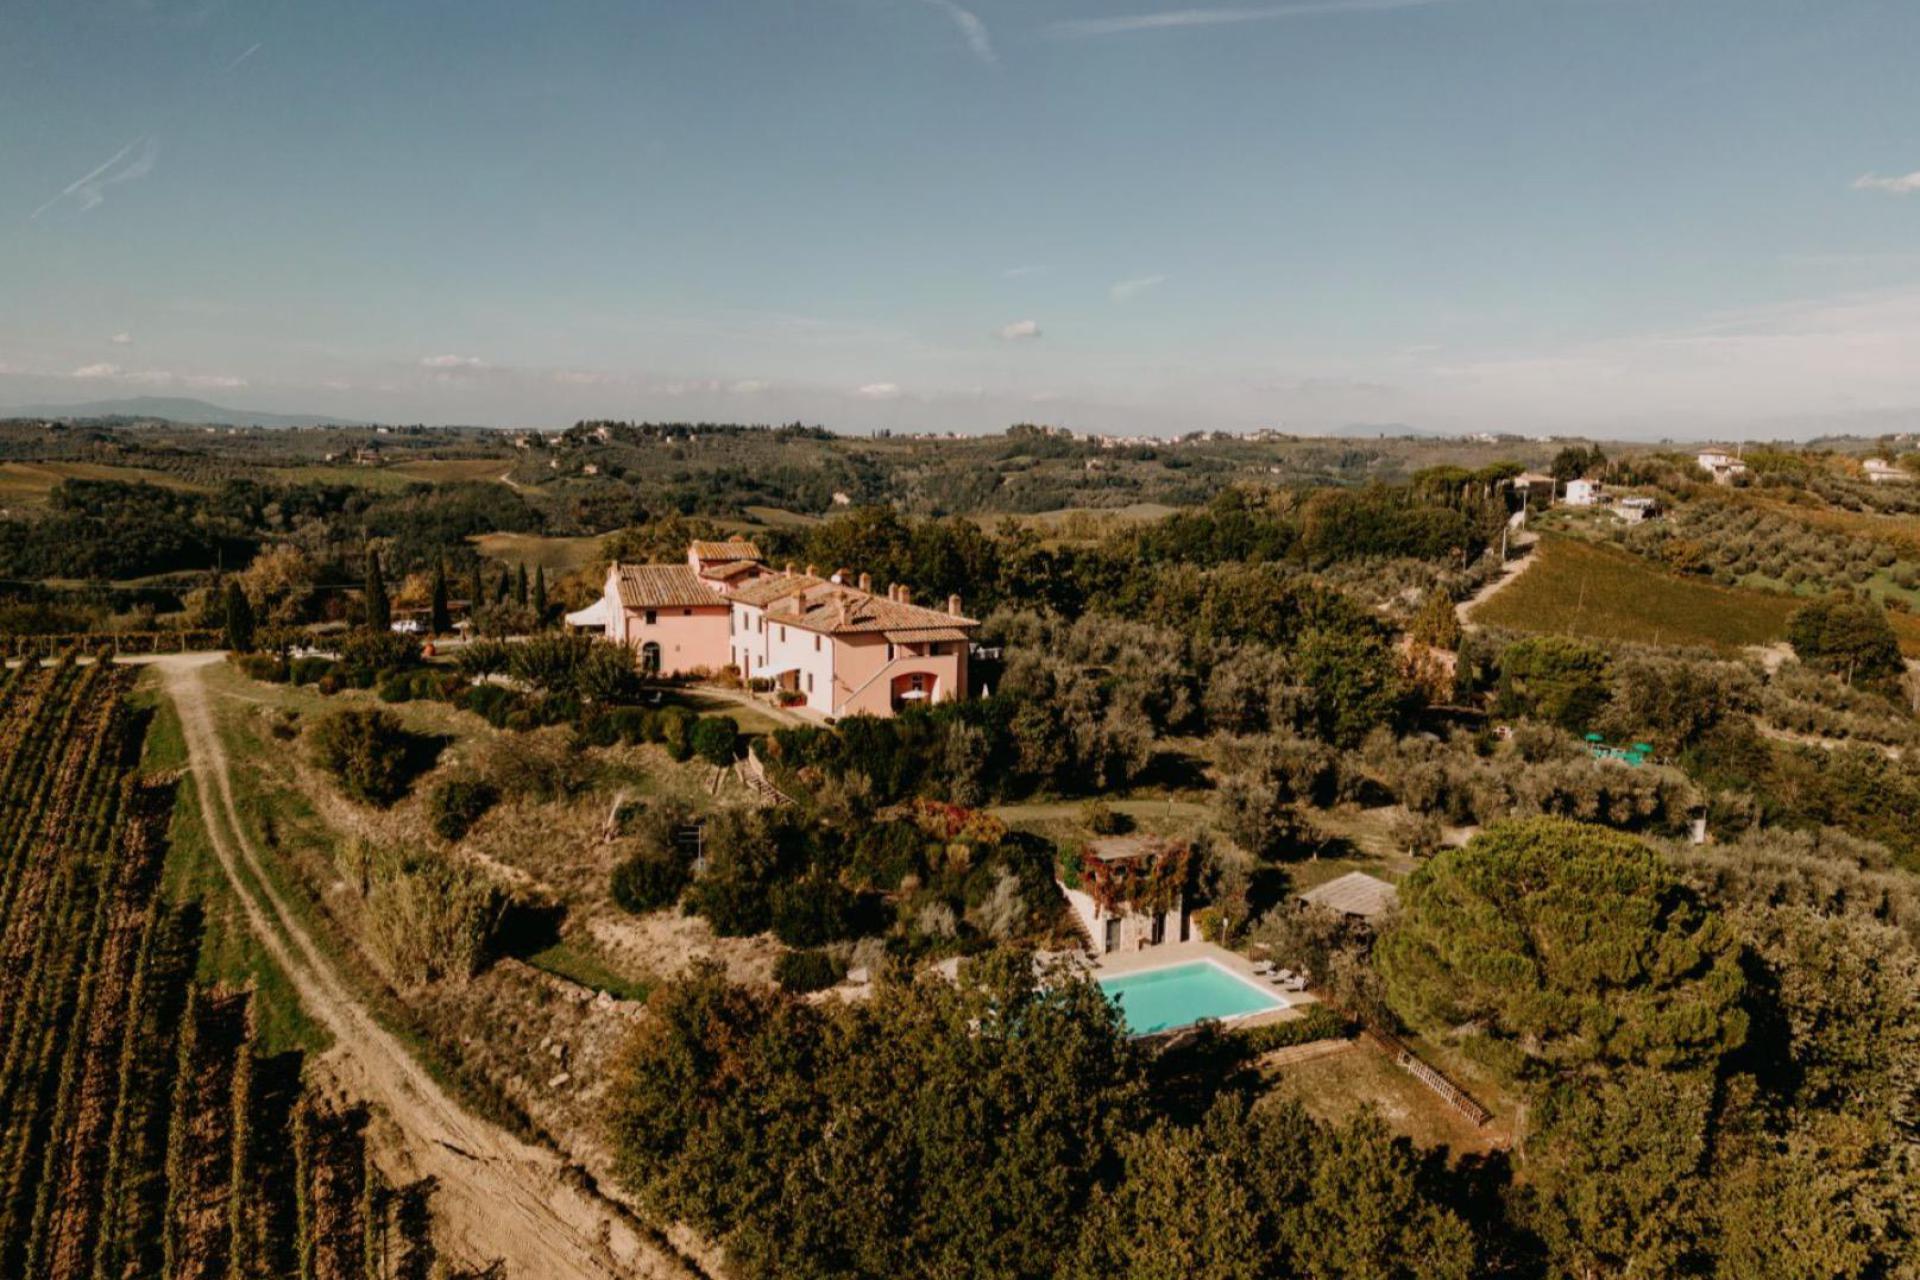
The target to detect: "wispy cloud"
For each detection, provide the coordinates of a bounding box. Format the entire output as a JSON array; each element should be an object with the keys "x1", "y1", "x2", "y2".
[
  {"x1": 110, "y1": 332, "x2": 133, "y2": 345},
  {"x1": 1049, "y1": 0, "x2": 1451, "y2": 39},
  {"x1": 1853, "y1": 171, "x2": 1920, "y2": 195},
  {"x1": 419, "y1": 354, "x2": 488, "y2": 370},
  {"x1": 30, "y1": 136, "x2": 159, "y2": 220},
  {"x1": 923, "y1": 0, "x2": 997, "y2": 65},
  {"x1": 1003, "y1": 265, "x2": 1050, "y2": 279},
  {"x1": 225, "y1": 41, "x2": 262, "y2": 71},
  {"x1": 68, "y1": 363, "x2": 246, "y2": 389},
  {"x1": 997, "y1": 319, "x2": 1042, "y2": 341},
  {"x1": 856, "y1": 382, "x2": 903, "y2": 400},
  {"x1": 1110, "y1": 274, "x2": 1168, "y2": 302}
]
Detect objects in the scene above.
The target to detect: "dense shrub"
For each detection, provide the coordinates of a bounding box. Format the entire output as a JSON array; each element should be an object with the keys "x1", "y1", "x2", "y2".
[
  {"x1": 773, "y1": 948, "x2": 845, "y2": 994},
  {"x1": 308, "y1": 708, "x2": 422, "y2": 807},
  {"x1": 336, "y1": 629, "x2": 420, "y2": 679},
  {"x1": 611, "y1": 850, "x2": 693, "y2": 913},
  {"x1": 1234, "y1": 1003, "x2": 1352, "y2": 1053},
  {"x1": 470, "y1": 727, "x2": 593, "y2": 800},
  {"x1": 289, "y1": 655, "x2": 335, "y2": 686},
  {"x1": 231, "y1": 651, "x2": 289, "y2": 683},
  {"x1": 377, "y1": 668, "x2": 444, "y2": 703},
  {"x1": 659, "y1": 707, "x2": 694, "y2": 761},
  {"x1": 458, "y1": 682, "x2": 521, "y2": 727},
  {"x1": 770, "y1": 875, "x2": 863, "y2": 947},
  {"x1": 690, "y1": 715, "x2": 740, "y2": 766},
  {"x1": 454, "y1": 639, "x2": 513, "y2": 678},
  {"x1": 426, "y1": 775, "x2": 499, "y2": 841}
]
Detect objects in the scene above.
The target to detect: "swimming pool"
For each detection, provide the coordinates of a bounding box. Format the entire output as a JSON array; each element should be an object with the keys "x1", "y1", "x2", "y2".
[{"x1": 1097, "y1": 960, "x2": 1286, "y2": 1036}]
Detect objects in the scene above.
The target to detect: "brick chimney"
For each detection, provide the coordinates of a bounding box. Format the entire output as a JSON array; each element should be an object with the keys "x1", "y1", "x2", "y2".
[
  {"x1": 805, "y1": 563, "x2": 818, "y2": 578},
  {"x1": 858, "y1": 572, "x2": 872, "y2": 593},
  {"x1": 785, "y1": 561, "x2": 797, "y2": 575},
  {"x1": 897, "y1": 585, "x2": 911, "y2": 605},
  {"x1": 948, "y1": 593, "x2": 962, "y2": 616}
]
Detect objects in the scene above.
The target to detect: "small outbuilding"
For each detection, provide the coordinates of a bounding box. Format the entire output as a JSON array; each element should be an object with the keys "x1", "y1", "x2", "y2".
[
  {"x1": 1297, "y1": 871, "x2": 1400, "y2": 923},
  {"x1": 1059, "y1": 836, "x2": 1191, "y2": 955},
  {"x1": 1511, "y1": 472, "x2": 1556, "y2": 508}
]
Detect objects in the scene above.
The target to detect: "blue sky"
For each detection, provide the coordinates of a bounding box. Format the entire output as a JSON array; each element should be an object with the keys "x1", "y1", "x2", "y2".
[{"x1": 5, "y1": 0, "x2": 1919, "y2": 437}]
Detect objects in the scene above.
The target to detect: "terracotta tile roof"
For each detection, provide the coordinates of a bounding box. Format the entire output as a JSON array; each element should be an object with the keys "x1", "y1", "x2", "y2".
[
  {"x1": 730, "y1": 572, "x2": 823, "y2": 608},
  {"x1": 733, "y1": 572, "x2": 978, "y2": 636},
  {"x1": 702, "y1": 560, "x2": 762, "y2": 582},
  {"x1": 689, "y1": 539, "x2": 762, "y2": 562},
  {"x1": 883, "y1": 626, "x2": 970, "y2": 643},
  {"x1": 612, "y1": 564, "x2": 727, "y2": 610}
]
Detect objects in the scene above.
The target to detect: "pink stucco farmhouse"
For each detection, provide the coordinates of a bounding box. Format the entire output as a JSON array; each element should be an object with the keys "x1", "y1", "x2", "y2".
[{"x1": 568, "y1": 539, "x2": 979, "y2": 718}]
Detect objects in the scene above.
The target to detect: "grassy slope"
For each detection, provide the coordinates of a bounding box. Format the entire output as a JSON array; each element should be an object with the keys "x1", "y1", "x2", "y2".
[
  {"x1": 133, "y1": 675, "x2": 328, "y2": 1056},
  {"x1": 468, "y1": 531, "x2": 605, "y2": 574},
  {"x1": 1471, "y1": 535, "x2": 1798, "y2": 652},
  {"x1": 0, "y1": 460, "x2": 209, "y2": 505}
]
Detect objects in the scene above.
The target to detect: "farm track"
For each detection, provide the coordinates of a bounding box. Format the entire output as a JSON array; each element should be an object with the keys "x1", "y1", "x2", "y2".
[
  {"x1": 154, "y1": 653, "x2": 699, "y2": 1280},
  {"x1": 1457, "y1": 536, "x2": 1539, "y2": 626}
]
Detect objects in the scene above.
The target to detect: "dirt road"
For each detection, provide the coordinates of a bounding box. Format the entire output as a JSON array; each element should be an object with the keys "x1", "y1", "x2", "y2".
[
  {"x1": 1456, "y1": 536, "x2": 1540, "y2": 626},
  {"x1": 153, "y1": 654, "x2": 696, "y2": 1280}
]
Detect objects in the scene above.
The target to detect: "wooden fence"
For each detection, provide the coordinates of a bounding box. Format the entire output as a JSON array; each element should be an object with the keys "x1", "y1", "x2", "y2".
[
  {"x1": 1365, "y1": 1028, "x2": 1492, "y2": 1127},
  {"x1": 4, "y1": 630, "x2": 225, "y2": 658}
]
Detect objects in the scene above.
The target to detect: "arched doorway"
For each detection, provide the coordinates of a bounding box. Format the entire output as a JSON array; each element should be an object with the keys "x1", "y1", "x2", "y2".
[
  {"x1": 640, "y1": 641, "x2": 662, "y2": 675},
  {"x1": 889, "y1": 670, "x2": 936, "y2": 711}
]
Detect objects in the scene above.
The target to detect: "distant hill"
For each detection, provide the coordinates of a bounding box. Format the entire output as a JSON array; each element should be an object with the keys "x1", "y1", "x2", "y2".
[{"x1": 0, "y1": 396, "x2": 369, "y2": 429}]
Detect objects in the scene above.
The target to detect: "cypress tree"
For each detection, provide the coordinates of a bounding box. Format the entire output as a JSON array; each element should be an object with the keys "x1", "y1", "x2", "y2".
[
  {"x1": 223, "y1": 580, "x2": 256, "y2": 653},
  {"x1": 364, "y1": 551, "x2": 391, "y2": 632},
  {"x1": 514, "y1": 562, "x2": 529, "y2": 606},
  {"x1": 532, "y1": 566, "x2": 548, "y2": 624},
  {"x1": 494, "y1": 567, "x2": 511, "y2": 605},
  {"x1": 430, "y1": 560, "x2": 452, "y2": 634},
  {"x1": 468, "y1": 563, "x2": 483, "y2": 619}
]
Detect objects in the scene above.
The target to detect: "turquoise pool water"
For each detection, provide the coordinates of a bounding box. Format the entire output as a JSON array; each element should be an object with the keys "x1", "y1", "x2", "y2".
[{"x1": 1097, "y1": 961, "x2": 1285, "y2": 1036}]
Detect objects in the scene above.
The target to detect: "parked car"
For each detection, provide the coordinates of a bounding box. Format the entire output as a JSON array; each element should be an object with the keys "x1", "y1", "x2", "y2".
[{"x1": 390, "y1": 619, "x2": 427, "y2": 636}]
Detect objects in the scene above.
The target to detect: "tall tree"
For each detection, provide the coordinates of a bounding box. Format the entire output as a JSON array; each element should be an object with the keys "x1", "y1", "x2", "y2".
[
  {"x1": 532, "y1": 565, "x2": 548, "y2": 624},
  {"x1": 430, "y1": 559, "x2": 452, "y2": 634},
  {"x1": 467, "y1": 562, "x2": 483, "y2": 621},
  {"x1": 514, "y1": 562, "x2": 529, "y2": 606},
  {"x1": 1378, "y1": 818, "x2": 1748, "y2": 1073},
  {"x1": 364, "y1": 551, "x2": 391, "y2": 632},
  {"x1": 223, "y1": 579, "x2": 255, "y2": 653},
  {"x1": 1786, "y1": 595, "x2": 1902, "y2": 687}
]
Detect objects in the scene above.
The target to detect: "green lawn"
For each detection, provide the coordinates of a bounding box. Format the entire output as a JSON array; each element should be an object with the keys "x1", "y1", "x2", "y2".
[{"x1": 1471, "y1": 535, "x2": 1798, "y2": 652}]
